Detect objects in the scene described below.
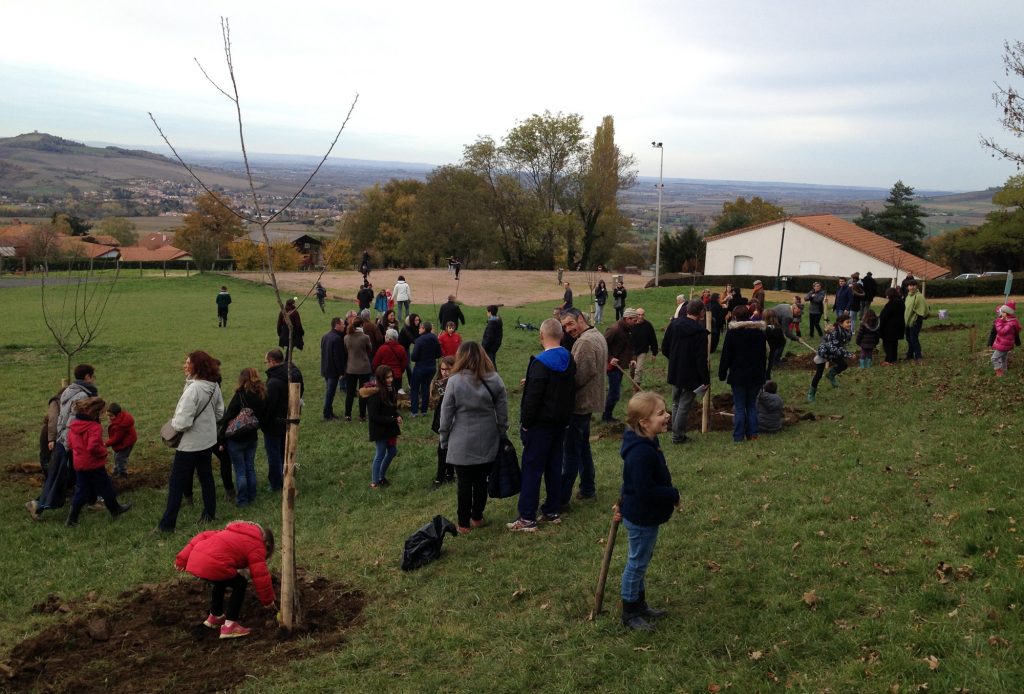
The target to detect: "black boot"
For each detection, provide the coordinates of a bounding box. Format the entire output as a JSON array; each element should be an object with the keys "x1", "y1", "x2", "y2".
[
  {"x1": 111, "y1": 501, "x2": 132, "y2": 518},
  {"x1": 638, "y1": 590, "x2": 668, "y2": 621},
  {"x1": 65, "y1": 506, "x2": 81, "y2": 527},
  {"x1": 621, "y1": 600, "x2": 655, "y2": 631}
]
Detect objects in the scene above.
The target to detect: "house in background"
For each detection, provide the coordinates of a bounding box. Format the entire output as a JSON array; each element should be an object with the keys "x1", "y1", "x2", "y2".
[
  {"x1": 119, "y1": 244, "x2": 191, "y2": 263},
  {"x1": 703, "y1": 214, "x2": 950, "y2": 283},
  {"x1": 243, "y1": 230, "x2": 325, "y2": 269}
]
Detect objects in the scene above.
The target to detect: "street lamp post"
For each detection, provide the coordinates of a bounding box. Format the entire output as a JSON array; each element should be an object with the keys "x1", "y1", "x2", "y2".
[{"x1": 651, "y1": 141, "x2": 664, "y2": 287}]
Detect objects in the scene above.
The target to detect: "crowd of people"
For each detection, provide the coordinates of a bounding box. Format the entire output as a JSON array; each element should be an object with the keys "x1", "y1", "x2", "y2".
[{"x1": 23, "y1": 266, "x2": 1020, "y2": 637}]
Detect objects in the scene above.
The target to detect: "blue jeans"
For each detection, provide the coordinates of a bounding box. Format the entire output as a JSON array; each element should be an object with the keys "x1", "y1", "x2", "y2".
[
  {"x1": 323, "y1": 377, "x2": 342, "y2": 418},
  {"x1": 158, "y1": 447, "x2": 216, "y2": 531},
  {"x1": 560, "y1": 413, "x2": 595, "y2": 504},
  {"x1": 905, "y1": 317, "x2": 923, "y2": 360},
  {"x1": 228, "y1": 438, "x2": 258, "y2": 505},
  {"x1": 620, "y1": 519, "x2": 659, "y2": 602},
  {"x1": 602, "y1": 368, "x2": 623, "y2": 421},
  {"x1": 670, "y1": 385, "x2": 697, "y2": 441},
  {"x1": 518, "y1": 425, "x2": 565, "y2": 521},
  {"x1": 264, "y1": 434, "x2": 284, "y2": 491},
  {"x1": 731, "y1": 384, "x2": 758, "y2": 442},
  {"x1": 396, "y1": 300, "x2": 410, "y2": 324},
  {"x1": 594, "y1": 303, "x2": 604, "y2": 324},
  {"x1": 411, "y1": 363, "x2": 435, "y2": 414},
  {"x1": 371, "y1": 439, "x2": 398, "y2": 484}
]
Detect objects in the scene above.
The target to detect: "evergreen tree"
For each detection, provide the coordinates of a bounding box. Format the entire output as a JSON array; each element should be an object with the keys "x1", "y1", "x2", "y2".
[{"x1": 854, "y1": 180, "x2": 927, "y2": 256}]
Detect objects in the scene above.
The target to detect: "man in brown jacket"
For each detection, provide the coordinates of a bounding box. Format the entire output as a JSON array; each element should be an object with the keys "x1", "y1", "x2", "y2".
[
  {"x1": 558, "y1": 308, "x2": 608, "y2": 507},
  {"x1": 601, "y1": 308, "x2": 638, "y2": 422}
]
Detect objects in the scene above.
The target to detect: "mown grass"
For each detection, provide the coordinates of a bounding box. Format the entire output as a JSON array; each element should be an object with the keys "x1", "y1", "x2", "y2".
[{"x1": 1, "y1": 273, "x2": 1022, "y2": 692}]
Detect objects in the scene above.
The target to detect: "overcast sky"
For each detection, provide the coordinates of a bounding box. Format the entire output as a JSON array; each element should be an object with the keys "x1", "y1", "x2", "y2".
[{"x1": 2, "y1": 0, "x2": 1022, "y2": 191}]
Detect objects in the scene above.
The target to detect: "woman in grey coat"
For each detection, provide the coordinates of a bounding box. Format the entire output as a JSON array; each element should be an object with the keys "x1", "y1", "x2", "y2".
[{"x1": 439, "y1": 341, "x2": 508, "y2": 533}]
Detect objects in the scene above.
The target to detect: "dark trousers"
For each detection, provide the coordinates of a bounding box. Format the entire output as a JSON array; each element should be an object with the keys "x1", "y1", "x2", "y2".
[
  {"x1": 560, "y1": 413, "x2": 595, "y2": 504},
  {"x1": 435, "y1": 445, "x2": 454, "y2": 483},
  {"x1": 323, "y1": 376, "x2": 342, "y2": 418},
  {"x1": 455, "y1": 462, "x2": 492, "y2": 528},
  {"x1": 905, "y1": 317, "x2": 923, "y2": 360},
  {"x1": 38, "y1": 428, "x2": 50, "y2": 476},
  {"x1": 158, "y1": 447, "x2": 216, "y2": 531},
  {"x1": 602, "y1": 368, "x2": 623, "y2": 421},
  {"x1": 210, "y1": 574, "x2": 248, "y2": 621},
  {"x1": 345, "y1": 373, "x2": 370, "y2": 418},
  {"x1": 882, "y1": 337, "x2": 900, "y2": 363},
  {"x1": 264, "y1": 434, "x2": 284, "y2": 491},
  {"x1": 811, "y1": 356, "x2": 848, "y2": 389},
  {"x1": 518, "y1": 426, "x2": 565, "y2": 521},
  {"x1": 217, "y1": 307, "x2": 228, "y2": 327},
  {"x1": 213, "y1": 444, "x2": 234, "y2": 493},
  {"x1": 410, "y1": 363, "x2": 435, "y2": 415},
  {"x1": 38, "y1": 442, "x2": 74, "y2": 510},
  {"x1": 730, "y1": 384, "x2": 759, "y2": 442},
  {"x1": 67, "y1": 468, "x2": 121, "y2": 523},
  {"x1": 808, "y1": 313, "x2": 823, "y2": 337},
  {"x1": 765, "y1": 345, "x2": 785, "y2": 381}
]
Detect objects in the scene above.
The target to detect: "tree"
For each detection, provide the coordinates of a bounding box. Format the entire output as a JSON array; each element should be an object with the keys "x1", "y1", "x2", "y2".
[
  {"x1": 927, "y1": 175, "x2": 1024, "y2": 272},
  {"x1": 708, "y1": 196, "x2": 785, "y2": 235},
  {"x1": 660, "y1": 224, "x2": 706, "y2": 274},
  {"x1": 95, "y1": 217, "x2": 138, "y2": 246},
  {"x1": 411, "y1": 165, "x2": 495, "y2": 267},
  {"x1": 51, "y1": 212, "x2": 92, "y2": 236},
  {"x1": 502, "y1": 111, "x2": 586, "y2": 214},
  {"x1": 981, "y1": 39, "x2": 1024, "y2": 168},
  {"x1": 340, "y1": 179, "x2": 424, "y2": 267},
  {"x1": 572, "y1": 115, "x2": 637, "y2": 269},
  {"x1": 853, "y1": 180, "x2": 927, "y2": 257},
  {"x1": 175, "y1": 191, "x2": 246, "y2": 270},
  {"x1": 41, "y1": 263, "x2": 120, "y2": 381}
]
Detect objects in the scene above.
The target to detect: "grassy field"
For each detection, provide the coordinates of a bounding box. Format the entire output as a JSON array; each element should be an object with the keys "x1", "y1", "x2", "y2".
[{"x1": 1, "y1": 273, "x2": 1022, "y2": 692}]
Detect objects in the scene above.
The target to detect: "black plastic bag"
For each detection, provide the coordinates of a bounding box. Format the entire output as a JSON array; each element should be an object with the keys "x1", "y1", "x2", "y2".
[{"x1": 401, "y1": 515, "x2": 458, "y2": 571}]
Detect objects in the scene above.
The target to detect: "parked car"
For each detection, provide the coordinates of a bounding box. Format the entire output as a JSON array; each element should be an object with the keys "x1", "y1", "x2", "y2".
[
  {"x1": 981, "y1": 271, "x2": 1010, "y2": 278},
  {"x1": 953, "y1": 273, "x2": 980, "y2": 280}
]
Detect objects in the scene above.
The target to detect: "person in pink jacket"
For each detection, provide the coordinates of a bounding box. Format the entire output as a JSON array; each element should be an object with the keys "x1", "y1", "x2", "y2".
[
  {"x1": 991, "y1": 301, "x2": 1022, "y2": 377},
  {"x1": 175, "y1": 521, "x2": 277, "y2": 639}
]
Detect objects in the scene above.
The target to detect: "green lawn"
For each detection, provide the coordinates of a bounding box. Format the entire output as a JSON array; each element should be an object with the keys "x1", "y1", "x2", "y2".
[{"x1": 1, "y1": 273, "x2": 1022, "y2": 692}]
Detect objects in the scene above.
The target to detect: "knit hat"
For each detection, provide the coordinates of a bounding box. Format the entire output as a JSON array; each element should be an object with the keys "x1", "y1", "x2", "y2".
[
  {"x1": 385, "y1": 328, "x2": 399, "y2": 341},
  {"x1": 623, "y1": 308, "x2": 639, "y2": 319},
  {"x1": 998, "y1": 301, "x2": 1016, "y2": 316},
  {"x1": 753, "y1": 279, "x2": 763, "y2": 286}
]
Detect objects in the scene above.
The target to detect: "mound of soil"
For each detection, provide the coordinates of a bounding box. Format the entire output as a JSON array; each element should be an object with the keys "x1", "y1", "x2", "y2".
[
  {"x1": 923, "y1": 322, "x2": 972, "y2": 332},
  {"x1": 4, "y1": 570, "x2": 364, "y2": 694},
  {"x1": 3, "y1": 464, "x2": 167, "y2": 494}
]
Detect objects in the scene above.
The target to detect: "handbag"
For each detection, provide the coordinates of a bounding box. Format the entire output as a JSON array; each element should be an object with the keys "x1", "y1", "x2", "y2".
[
  {"x1": 480, "y1": 378, "x2": 521, "y2": 499},
  {"x1": 224, "y1": 392, "x2": 260, "y2": 440},
  {"x1": 161, "y1": 385, "x2": 217, "y2": 449}
]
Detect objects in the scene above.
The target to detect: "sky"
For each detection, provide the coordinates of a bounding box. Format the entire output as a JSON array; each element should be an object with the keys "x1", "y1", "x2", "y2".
[{"x1": 2, "y1": 0, "x2": 1022, "y2": 191}]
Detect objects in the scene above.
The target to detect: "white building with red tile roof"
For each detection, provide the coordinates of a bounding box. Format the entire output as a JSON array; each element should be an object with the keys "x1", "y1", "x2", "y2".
[{"x1": 703, "y1": 214, "x2": 949, "y2": 282}]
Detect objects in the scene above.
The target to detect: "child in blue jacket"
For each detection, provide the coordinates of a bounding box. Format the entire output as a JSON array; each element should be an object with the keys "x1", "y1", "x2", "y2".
[{"x1": 618, "y1": 391, "x2": 680, "y2": 631}]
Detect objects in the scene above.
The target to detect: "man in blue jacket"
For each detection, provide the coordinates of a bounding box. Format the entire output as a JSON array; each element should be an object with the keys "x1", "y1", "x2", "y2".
[
  {"x1": 507, "y1": 319, "x2": 576, "y2": 532},
  {"x1": 833, "y1": 277, "x2": 852, "y2": 323}
]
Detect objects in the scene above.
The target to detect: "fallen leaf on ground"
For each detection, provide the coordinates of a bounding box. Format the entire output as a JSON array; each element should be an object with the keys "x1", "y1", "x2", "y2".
[
  {"x1": 802, "y1": 590, "x2": 819, "y2": 608},
  {"x1": 924, "y1": 655, "x2": 939, "y2": 670},
  {"x1": 706, "y1": 560, "x2": 722, "y2": 572},
  {"x1": 749, "y1": 650, "x2": 763, "y2": 661}
]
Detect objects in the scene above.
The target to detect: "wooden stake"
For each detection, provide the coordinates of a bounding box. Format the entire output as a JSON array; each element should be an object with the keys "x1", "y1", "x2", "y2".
[
  {"x1": 279, "y1": 381, "x2": 302, "y2": 629},
  {"x1": 969, "y1": 323, "x2": 977, "y2": 353},
  {"x1": 702, "y1": 310, "x2": 712, "y2": 434},
  {"x1": 588, "y1": 506, "x2": 621, "y2": 621}
]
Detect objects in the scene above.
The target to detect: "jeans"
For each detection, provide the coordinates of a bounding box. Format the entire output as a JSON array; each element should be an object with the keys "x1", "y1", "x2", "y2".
[
  {"x1": 455, "y1": 462, "x2": 492, "y2": 527},
  {"x1": 158, "y1": 447, "x2": 216, "y2": 531},
  {"x1": 560, "y1": 413, "x2": 595, "y2": 504},
  {"x1": 67, "y1": 468, "x2": 121, "y2": 522},
  {"x1": 371, "y1": 439, "x2": 398, "y2": 484},
  {"x1": 620, "y1": 519, "x2": 659, "y2": 602},
  {"x1": 518, "y1": 426, "x2": 565, "y2": 521},
  {"x1": 594, "y1": 303, "x2": 604, "y2": 324},
  {"x1": 112, "y1": 446, "x2": 133, "y2": 476},
  {"x1": 396, "y1": 300, "x2": 410, "y2": 324},
  {"x1": 670, "y1": 385, "x2": 697, "y2": 442},
  {"x1": 730, "y1": 384, "x2": 758, "y2": 442},
  {"x1": 228, "y1": 439, "x2": 258, "y2": 505},
  {"x1": 323, "y1": 376, "x2": 342, "y2": 418},
  {"x1": 905, "y1": 317, "x2": 923, "y2": 360},
  {"x1": 345, "y1": 373, "x2": 370, "y2": 418},
  {"x1": 210, "y1": 574, "x2": 248, "y2": 621},
  {"x1": 410, "y1": 363, "x2": 435, "y2": 414},
  {"x1": 602, "y1": 368, "x2": 623, "y2": 421},
  {"x1": 264, "y1": 434, "x2": 284, "y2": 491}
]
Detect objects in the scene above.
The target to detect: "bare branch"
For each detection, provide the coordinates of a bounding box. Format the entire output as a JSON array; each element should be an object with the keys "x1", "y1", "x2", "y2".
[{"x1": 193, "y1": 57, "x2": 235, "y2": 102}]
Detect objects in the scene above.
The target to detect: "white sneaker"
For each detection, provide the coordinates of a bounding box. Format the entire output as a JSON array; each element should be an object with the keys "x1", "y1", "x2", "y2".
[{"x1": 398, "y1": 389, "x2": 406, "y2": 395}]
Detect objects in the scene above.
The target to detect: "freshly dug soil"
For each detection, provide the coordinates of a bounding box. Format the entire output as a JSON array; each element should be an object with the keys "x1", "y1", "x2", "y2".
[
  {"x1": 922, "y1": 322, "x2": 973, "y2": 332},
  {"x1": 4, "y1": 570, "x2": 364, "y2": 694},
  {"x1": 4, "y1": 463, "x2": 168, "y2": 494}
]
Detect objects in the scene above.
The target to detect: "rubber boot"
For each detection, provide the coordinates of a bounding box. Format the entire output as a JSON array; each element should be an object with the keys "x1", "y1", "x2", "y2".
[
  {"x1": 865, "y1": 357, "x2": 872, "y2": 368},
  {"x1": 638, "y1": 590, "x2": 668, "y2": 621},
  {"x1": 621, "y1": 600, "x2": 655, "y2": 631},
  {"x1": 858, "y1": 358, "x2": 866, "y2": 369},
  {"x1": 806, "y1": 387, "x2": 816, "y2": 403},
  {"x1": 826, "y1": 367, "x2": 839, "y2": 388}
]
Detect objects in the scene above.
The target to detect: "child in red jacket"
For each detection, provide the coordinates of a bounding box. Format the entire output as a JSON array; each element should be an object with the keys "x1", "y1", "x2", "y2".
[
  {"x1": 104, "y1": 402, "x2": 138, "y2": 478},
  {"x1": 65, "y1": 397, "x2": 132, "y2": 527},
  {"x1": 175, "y1": 521, "x2": 277, "y2": 639}
]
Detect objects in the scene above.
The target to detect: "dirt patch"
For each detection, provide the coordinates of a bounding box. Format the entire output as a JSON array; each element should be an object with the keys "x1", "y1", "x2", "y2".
[
  {"x1": 4, "y1": 463, "x2": 167, "y2": 494},
  {"x1": 4, "y1": 570, "x2": 364, "y2": 694},
  {"x1": 772, "y1": 352, "x2": 818, "y2": 370},
  {"x1": 923, "y1": 322, "x2": 973, "y2": 332}
]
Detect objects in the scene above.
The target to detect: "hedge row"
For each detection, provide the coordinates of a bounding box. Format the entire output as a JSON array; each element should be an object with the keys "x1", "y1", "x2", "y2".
[{"x1": 650, "y1": 274, "x2": 1020, "y2": 298}]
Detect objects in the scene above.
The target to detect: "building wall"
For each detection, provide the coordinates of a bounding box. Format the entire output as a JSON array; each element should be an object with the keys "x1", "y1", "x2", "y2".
[{"x1": 704, "y1": 222, "x2": 911, "y2": 283}]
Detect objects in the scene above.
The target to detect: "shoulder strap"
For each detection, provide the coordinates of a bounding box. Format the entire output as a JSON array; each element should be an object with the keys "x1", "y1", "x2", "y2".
[{"x1": 193, "y1": 384, "x2": 217, "y2": 424}]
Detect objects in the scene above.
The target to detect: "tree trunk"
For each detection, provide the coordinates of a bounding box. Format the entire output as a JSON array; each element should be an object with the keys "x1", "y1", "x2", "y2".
[{"x1": 279, "y1": 381, "x2": 302, "y2": 629}]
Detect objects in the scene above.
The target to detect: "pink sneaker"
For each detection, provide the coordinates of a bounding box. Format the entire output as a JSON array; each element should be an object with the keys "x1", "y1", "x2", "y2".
[
  {"x1": 202, "y1": 613, "x2": 226, "y2": 629},
  {"x1": 219, "y1": 621, "x2": 251, "y2": 639}
]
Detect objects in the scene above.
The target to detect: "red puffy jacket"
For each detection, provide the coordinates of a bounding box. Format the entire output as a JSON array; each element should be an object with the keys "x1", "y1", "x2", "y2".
[
  {"x1": 175, "y1": 522, "x2": 276, "y2": 606},
  {"x1": 105, "y1": 411, "x2": 138, "y2": 451},
  {"x1": 438, "y1": 331, "x2": 462, "y2": 358},
  {"x1": 68, "y1": 418, "x2": 108, "y2": 471},
  {"x1": 372, "y1": 341, "x2": 408, "y2": 380}
]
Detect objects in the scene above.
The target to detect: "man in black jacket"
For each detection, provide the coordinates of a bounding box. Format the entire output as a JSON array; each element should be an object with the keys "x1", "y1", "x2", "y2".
[
  {"x1": 438, "y1": 295, "x2": 465, "y2": 330},
  {"x1": 357, "y1": 281, "x2": 374, "y2": 313},
  {"x1": 481, "y1": 305, "x2": 503, "y2": 367},
  {"x1": 320, "y1": 317, "x2": 347, "y2": 421},
  {"x1": 263, "y1": 349, "x2": 304, "y2": 491},
  {"x1": 507, "y1": 318, "x2": 576, "y2": 532},
  {"x1": 662, "y1": 300, "x2": 710, "y2": 444}
]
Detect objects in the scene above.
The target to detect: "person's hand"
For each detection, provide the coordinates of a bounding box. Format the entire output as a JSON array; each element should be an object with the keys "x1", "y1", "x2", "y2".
[
  {"x1": 613, "y1": 510, "x2": 622, "y2": 523},
  {"x1": 610, "y1": 357, "x2": 620, "y2": 367},
  {"x1": 519, "y1": 378, "x2": 526, "y2": 386},
  {"x1": 48, "y1": 441, "x2": 55, "y2": 451},
  {"x1": 396, "y1": 416, "x2": 403, "y2": 426},
  {"x1": 629, "y1": 360, "x2": 637, "y2": 369}
]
